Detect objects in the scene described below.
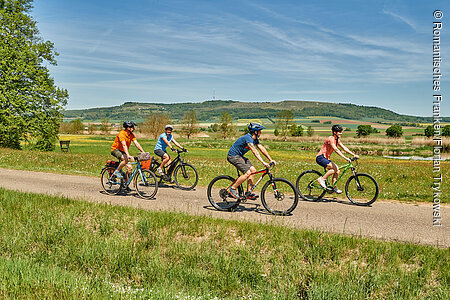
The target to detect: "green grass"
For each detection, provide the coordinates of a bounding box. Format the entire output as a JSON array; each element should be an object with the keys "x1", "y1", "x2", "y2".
[
  {"x1": 2, "y1": 134, "x2": 448, "y2": 203},
  {"x1": 0, "y1": 188, "x2": 447, "y2": 299}
]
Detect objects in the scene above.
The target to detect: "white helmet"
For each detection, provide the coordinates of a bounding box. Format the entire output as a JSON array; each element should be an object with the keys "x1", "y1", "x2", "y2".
[{"x1": 165, "y1": 124, "x2": 173, "y2": 130}]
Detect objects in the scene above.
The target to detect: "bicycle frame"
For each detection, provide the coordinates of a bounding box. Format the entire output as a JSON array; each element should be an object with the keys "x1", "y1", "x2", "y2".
[
  {"x1": 321, "y1": 160, "x2": 358, "y2": 189},
  {"x1": 122, "y1": 160, "x2": 147, "y2": 187},
  {"x1": 230, "y1": 165, "x2": 274, "y2": 196},
  {"x1": 154, "y1": 150, "x2": 186, "y2": 177}
]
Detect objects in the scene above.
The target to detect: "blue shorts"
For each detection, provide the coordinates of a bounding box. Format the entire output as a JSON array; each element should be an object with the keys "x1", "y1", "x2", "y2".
[{"x1": 316, "y1": 154, "x2": 332, "y2": 168}]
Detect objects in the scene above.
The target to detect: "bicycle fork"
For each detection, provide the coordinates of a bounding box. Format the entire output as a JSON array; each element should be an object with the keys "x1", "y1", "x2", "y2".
[{"x1": 351, "y1": 168, "x2": 364, "y2": 191}]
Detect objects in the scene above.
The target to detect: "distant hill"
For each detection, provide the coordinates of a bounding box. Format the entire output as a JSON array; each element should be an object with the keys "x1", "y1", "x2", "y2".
[{"x1": 63, "y1": 100, "x2": 446, "y2": 123}]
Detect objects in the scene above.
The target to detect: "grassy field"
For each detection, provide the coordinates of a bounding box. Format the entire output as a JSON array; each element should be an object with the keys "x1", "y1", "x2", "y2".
[
  {"x1": 0, "y1": 188, "x2": 447, "y2": 299},
  {"x1": 1, "y1": 134, "x2": 448, "y2": 203}
]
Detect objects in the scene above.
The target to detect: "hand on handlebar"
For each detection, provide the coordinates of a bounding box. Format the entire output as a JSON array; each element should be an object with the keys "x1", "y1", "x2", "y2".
[{"x1": 270, "y1": 160, "x2": 277, "y2": 166}]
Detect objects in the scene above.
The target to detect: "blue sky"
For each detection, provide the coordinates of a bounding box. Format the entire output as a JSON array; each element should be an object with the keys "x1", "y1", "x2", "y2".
[{"x1": 32, "y1": 0, "x2": 449, "y2": 116}]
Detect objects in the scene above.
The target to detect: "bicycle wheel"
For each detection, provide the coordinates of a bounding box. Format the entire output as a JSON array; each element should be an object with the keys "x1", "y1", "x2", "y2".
[
  {"x1": 101, "y1": 166, "x2": 122, "y2": 195},
  {"x1": 207, "y1": 175, "x2": 243, "y2": 211},
  {"x1": 174, "y1": 163, "x2": 199, "y2": 190},
  {"x1": 345, "y1": 173, "x2": 379, "y2": 206},
  {"x1": 296, "y1": 170, "x2": 326, "y2": 201},
  {"x1": 261, "y1": 178, "x2": 299, "y2": 215},
  {"x1": 134, "y1": 169, "x2": 158, "y2": 199}
]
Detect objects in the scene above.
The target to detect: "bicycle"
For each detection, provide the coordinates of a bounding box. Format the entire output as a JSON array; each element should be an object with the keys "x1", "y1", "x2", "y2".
[
  {"x1": 100, "y1": 156, "x2": 158, "y2": 199},
  {"x1": 207, "y1": 162, "x2": 299, "y2": 215},
  {"x1": 149, "y1": 149, "x2": 199, "y2": 190},
  {"x1": 296, "y1": 158, "x2": 379, "y2": 206}
]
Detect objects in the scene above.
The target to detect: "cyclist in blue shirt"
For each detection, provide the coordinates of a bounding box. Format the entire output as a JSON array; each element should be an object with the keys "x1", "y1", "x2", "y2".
[
  {"x1": 227, "y1": 123, "x2": 276, "y2": 199},
  {"x1": 154, "y1": 125, "x2": 185, "y2": 176}
]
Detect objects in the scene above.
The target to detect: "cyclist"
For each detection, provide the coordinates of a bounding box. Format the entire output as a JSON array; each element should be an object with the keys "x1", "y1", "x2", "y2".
[
  {"x1": 111, "y1": 121, "x2": 145, "y2": 180},
  {"x1": 316, "y1": 124, "x2": 359, "y2": 193},
  {"x1": 154, "y1": 124, "x2": 185, "y2": 177},
  {"x1": 227, "y1": 123, "x2": 276, "y2": 200}
]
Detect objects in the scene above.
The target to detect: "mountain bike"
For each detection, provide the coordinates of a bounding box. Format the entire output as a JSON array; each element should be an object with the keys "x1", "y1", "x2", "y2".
[
  {"x1": 100, "y1": 156, "x2": 158, "y2": 199},
  {"x1": 296, "y1": 158, "x2": 379, "y2": 206},
  {"x1": 149, "y1": 149, "x2": 198, "y2": 190},
  {"x1": 207, "y1": 162, "x2": 299, "y2": 215}
]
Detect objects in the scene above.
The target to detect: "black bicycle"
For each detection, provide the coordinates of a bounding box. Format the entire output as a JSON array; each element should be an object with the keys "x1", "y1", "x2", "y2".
[
  {"x1": 150, "y1": 149, "x2": 199, "y2": 190},
  {"x1": 207, "y1": 163, "x2": 299, "y2": 215},
  {"x1": 296, "y1": 158, "x2": 379, "y2": 206},
  {"x1": 100, "y1": 156, "x2": 158, "y2": 199}
]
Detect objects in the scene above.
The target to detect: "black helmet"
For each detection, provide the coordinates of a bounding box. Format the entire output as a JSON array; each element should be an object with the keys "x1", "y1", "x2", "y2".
[
  {"x1": 123, "y1": 121, "x2": 137, "y2": 129},
  {"x1": 332, "y1": 124, "x2": 343, "y2": 133},
  {"x1": 248, "y1": 123, "x2": 266, "y2": 133},
  {"x1": 165, "y1": 124, "x2": 173, "y2": 130}
]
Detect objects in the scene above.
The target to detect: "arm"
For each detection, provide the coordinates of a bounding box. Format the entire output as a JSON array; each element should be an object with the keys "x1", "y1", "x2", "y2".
[
  {"x1": 121, "y1": 140, "x2": 133, "y2": 160},
  {"x1": 330, "y1": 141, "x2": 349, "y2": 161},
  {"x1": 338, "y1": 141, "x2": 359, "y2": 158},
  {"x1": 248, "y1": 143, "x2": 270, "y2": 167},
  {"x1": 256, "y1": 143, "x2": 276, "y2": 164},
  {"x1": 162, "y1": 137, "x2": 173, "y2": 150},
  {"x1": 171, "y1": 138, "x2": 183, "y2": 149},
  {"x1": 133, "y1": 139, "x2": 145, "y2": 153}
]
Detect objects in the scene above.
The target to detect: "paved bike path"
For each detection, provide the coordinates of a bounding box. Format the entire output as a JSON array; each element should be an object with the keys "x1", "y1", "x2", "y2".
[{"x1": 0, "y1": 168, "x2": 448, "y2": 248}]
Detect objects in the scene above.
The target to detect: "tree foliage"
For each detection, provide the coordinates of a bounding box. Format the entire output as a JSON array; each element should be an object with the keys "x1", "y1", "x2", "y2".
[
  {"x1": 357, "y1": 125, "x2": 378, "y2": 137},
  {"x1": 181, "y1": 110, "x2": 199, "y2": 139},
  {"x1": 290, "y1": 124, "x2": 303, "y2": 137},
  {"x1": 0, "y1": 0, "x2": 68, "y2": 150},
  {"x1": 276, "y1": 110, "x2": 294, "y2": 141},
  {"x1": 424, "y1": 125, "x2": 434, "y2": 138},
  {"x1": 218, "y1": 111, "x2": 235, "y2": 139},
  {"x1": 142, "y1": 113, "x2": 171, "y2": 139},
  {"x1": 99, "y1": 118, "x2": 111, "y2": 135},
  {"x1": 442, "y1": 125, "x2": 450, "y2": 137},
  {"x1": 307, "y1": 126, "x2": 314, "y2": 137},
  {"x1": 385, "y1": 125, "x2": 403, "y2": 138}
]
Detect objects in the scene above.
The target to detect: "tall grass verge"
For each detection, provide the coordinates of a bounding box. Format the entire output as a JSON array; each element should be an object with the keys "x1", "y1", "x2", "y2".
[{"x1": 0, "y1": 188, "x2": 448, "y2": 299}]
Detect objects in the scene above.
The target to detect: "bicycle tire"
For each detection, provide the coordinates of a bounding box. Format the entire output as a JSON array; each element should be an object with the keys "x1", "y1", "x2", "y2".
[
  {"x1": 261, "y1": 178, "x2": 299, "y2": 215},
  {"x1": 134, "y1": 169, "x2": 158, "y2": 199},
  {"x1": 296, "y1": 170, "x2": 326, "y2": 201},
  {"x1": 345, "y1": 173, "x2": 379, "y2": 206},
  {"x1": 174, "y1": 163, "x2": 199, "y2": 190},
  {"x1": 207, "y1": 175, "x2": 243, "y2": 211},
  {"x1": 101, "y1": 166, "x2": 122, "y2": 195}
]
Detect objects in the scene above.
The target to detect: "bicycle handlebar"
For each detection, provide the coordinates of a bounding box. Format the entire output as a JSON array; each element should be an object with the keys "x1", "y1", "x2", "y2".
[{"x1": 350, "y1": 157, "x2": 359, "y2": 162}]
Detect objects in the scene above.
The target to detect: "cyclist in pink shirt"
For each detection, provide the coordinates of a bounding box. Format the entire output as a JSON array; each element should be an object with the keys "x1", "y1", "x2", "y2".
[{"x1": 316, "y1": 125, "x2": 359, "y2": 193}]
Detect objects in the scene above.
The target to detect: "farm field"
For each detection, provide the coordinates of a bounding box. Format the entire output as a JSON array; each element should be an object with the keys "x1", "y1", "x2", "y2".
[
  {"x1": 1, "y1": 133, "x2": 448, "y2": 203},
  {"x1": 0, "y1": 188, "x2": 447, "y2": 299}
]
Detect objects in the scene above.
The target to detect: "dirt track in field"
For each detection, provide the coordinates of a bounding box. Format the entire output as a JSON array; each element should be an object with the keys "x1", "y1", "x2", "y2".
[{"x1": 0, "y1": 168, "x2": 448, "y2": 248}]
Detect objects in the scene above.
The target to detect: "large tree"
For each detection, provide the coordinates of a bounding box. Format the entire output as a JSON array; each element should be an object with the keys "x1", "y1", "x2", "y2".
[
  {"x1": 276, "y1": 110, "x2": 294, "y2": 141},
  {"x1": 142, "y1": 113, "x2": 171, "y2": 139},
  {"x1": 181, "y1": 110, "x2": 199, "y2": 139},
  {"x1": 218, "y1": 111, "x2": 235, "y2": 139},
  {"x1": 0, "y1": 0, "x2": 68, "y2": 150},
  {"x1": 385, "y1": 124, "x2": 403, "y2": 138}
]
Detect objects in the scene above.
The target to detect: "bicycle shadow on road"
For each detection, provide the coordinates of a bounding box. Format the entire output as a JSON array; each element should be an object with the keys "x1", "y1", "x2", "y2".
[
  {"x1": 203, "y1": 203, "x2": 295, "y2": 216},
  {"x1": 155, "y1": 182, "x2": 197, "y2": 191},
  {"x1": 304, "y1": 196, "x2": 372, "y2": 207},
  {"x1": 99, "y1": 190, "x2": 157, "y2": 200}
]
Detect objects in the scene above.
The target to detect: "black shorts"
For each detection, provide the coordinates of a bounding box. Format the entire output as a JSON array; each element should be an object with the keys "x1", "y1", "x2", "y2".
[
  {"x1": 227, "y1": 155, "x2": 253, "y2": 173},
  {"x1": 154, "y1": 149, "x2": 167, "y2": 158},
  {"x1": 316, "y1": 154, "x2": 332, "y2": 168}
]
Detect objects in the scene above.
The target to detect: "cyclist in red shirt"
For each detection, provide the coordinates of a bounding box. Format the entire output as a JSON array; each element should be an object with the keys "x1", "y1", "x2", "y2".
[
  {"x1": 316, "y1": 125, "x2": 359, "y2": 193},
  {"x1": 111, "y1": 121, "x2": 145, "y2": 179}
]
